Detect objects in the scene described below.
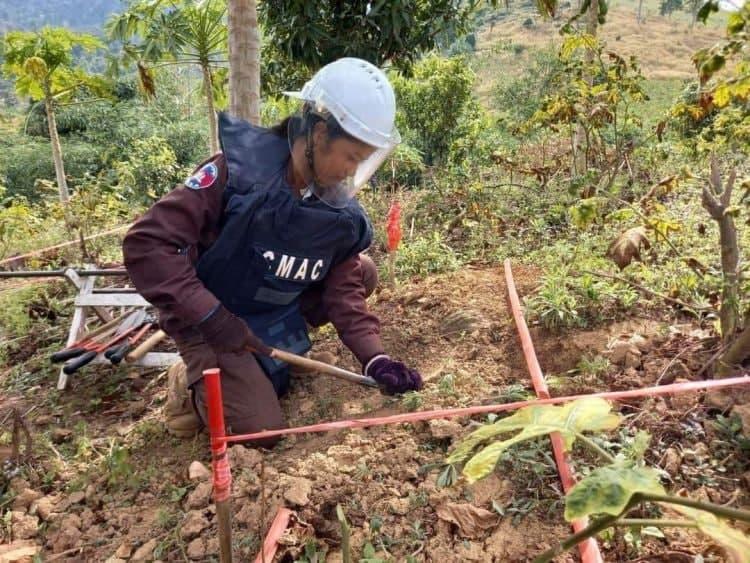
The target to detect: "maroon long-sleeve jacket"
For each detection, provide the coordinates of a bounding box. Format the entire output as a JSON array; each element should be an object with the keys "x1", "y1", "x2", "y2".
[{"x1": 121, "y1": 154, "x2": 385, "y2": 366}]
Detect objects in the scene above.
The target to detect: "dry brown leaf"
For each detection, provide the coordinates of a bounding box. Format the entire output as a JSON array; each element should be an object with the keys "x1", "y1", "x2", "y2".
[
  {"x1": 606, "y1": 227, "x2": 651, "y2": 270},
  {"x1": 436, "y1": 502, "x2": 499, "y2": 538}
]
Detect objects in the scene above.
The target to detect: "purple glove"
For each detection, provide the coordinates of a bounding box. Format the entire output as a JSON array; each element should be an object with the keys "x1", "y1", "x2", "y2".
[{"x1": 365, "y1": 355, "x2": 423, "y2": 395}]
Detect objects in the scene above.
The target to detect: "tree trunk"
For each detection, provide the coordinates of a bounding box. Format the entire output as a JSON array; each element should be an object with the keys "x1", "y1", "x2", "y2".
[
  {"x1": 228, "y1": 0, "x2": 261, "y2": 125},
  {"x1": 572, "y1": 0, "x2": 598, "y2": 178},
  {"x1": 637, "y1": 0, "x2": 644, "y2": 23},
  {"x1": 690, "y1": 0, "x2": 699, "y2": 29},
  {"x1": 702, "y1": 159, "x2": 740, "y2": 344},
  {"x1": 586, "y1": 0, "x2": 599, "y2": 37},
  {"x1": 45, "y1": 94, "x2": 69, "y2": 203},
  {"x1": 202, "y1": 64, "x2": 219, "y2": 154},
  {"x1": 717, "y1": 315, "x2": 750, "y2": 378}
]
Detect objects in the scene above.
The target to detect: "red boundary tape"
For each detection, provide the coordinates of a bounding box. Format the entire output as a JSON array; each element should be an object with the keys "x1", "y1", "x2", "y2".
[
  {"x1": 253, "y1": 508, "x2": 293, "y2": 563},
  {"x1": 218, "y1": 375, "x2": 749, "y2": 444},
  {"x1": 504, "y1": 259, "x2": 603, "y2": 563}
]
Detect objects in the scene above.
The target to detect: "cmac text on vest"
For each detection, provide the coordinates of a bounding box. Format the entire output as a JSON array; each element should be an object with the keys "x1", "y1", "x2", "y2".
[{"x1": 262, "y1": 250, "x2": 327, "y2": 282}]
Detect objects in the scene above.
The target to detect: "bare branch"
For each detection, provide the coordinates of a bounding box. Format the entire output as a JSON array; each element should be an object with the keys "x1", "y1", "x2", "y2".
[{"x1": 720, "y1": 168, "x2": 736, "y2": 208}]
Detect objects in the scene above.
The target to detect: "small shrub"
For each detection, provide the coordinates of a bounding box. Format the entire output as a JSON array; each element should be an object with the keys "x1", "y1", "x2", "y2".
[
  {"x1": 113, "y1": 136, "x2": 184, "y2": 203},
  {"x1": 2, "y1": 139, "x2": 103, "y2": 200},
  {"x1": 525, "y1": 274, "x2": 583, "y2": 329},
  {"x1": 162, "y1": 120, "x2": 211, "y2": 165},
  {"x1": 391, "y1": 55, "x2": 476, "y2": 165},
  {"x1": 0, "y1": 196, "x2": 41, "y2": 260},
  {"x1": 373, "y1": 142, "x2": 426, "y2": 188},
  {"x1": 397, "y1": 232, "x2": 461, "y2": 277}
]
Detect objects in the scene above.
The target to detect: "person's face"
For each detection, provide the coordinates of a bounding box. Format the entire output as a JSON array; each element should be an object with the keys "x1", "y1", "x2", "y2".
[{"x1": 312, "y1": 122, "x2": 376, "y2": 188}]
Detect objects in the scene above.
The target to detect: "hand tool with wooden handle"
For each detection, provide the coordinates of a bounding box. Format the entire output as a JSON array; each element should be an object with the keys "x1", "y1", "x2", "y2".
[
  {"x1": 270, "y1": 348, "x2": 378, "y2": 388},
  {"x1": 62, "y1": 310, "x2": 147, "y2": 374},
  {"x1": 75, "y1": 312, "x2": 129, "y2": 343},
  {"x1": 50, "y1": 324, "x2": 121, "y2": 362},
  {"x1": 105, "y1": 321, "x2": 154, "y2": 364},
  {"x1": 125, "y1": 329, "x2": 167, "y2": 363},
  {"x1": 50, "y1": 313, "x2": 130, "y2": 362}
]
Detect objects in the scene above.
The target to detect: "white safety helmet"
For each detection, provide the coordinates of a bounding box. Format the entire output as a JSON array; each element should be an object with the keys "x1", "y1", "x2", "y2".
[{"x1": 284, "y1": 57, "x2": 401, "y2": 208}]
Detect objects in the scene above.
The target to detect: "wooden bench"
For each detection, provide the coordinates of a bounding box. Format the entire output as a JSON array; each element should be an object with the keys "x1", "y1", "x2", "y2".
[{"x1": 57, "y1": 267, "x2": 178, "y2": 390}]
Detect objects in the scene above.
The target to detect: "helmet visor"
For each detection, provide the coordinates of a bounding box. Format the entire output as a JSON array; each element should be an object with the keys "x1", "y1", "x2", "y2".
[
  {"x1": 287, "y1": 106, "x2": 400, "y2": 209},
  {"x1": 315, "y1": 135, "x2": 399, "y2": 208}
]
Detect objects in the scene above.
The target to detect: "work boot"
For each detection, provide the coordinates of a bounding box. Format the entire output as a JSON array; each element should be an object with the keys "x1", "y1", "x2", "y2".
[
  {"x1": 165, "y1": 360, "x2": 201, "y2": 438},
  {"x1": 288, "y1": 351, "x2": 338, "y2": 377}
]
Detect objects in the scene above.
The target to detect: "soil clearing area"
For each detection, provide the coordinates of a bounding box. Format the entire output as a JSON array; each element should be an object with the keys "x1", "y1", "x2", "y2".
[{"x1": 1, "y1": 265, "x2": 749, "y2": 562}]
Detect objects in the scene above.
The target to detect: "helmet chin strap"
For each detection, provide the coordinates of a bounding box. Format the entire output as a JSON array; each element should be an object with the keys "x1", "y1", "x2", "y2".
[{"x1": 304, "y1": 126, "x2": 325, "y2": 189}]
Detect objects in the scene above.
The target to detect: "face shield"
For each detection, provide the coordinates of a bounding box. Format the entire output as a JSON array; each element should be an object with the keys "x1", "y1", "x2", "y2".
[{"x1": 285, "y1": 97, "x2": 400, "y2": 209}]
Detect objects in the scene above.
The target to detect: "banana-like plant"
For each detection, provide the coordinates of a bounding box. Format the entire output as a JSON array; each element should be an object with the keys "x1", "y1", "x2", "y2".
[{"x1": 446, "y1": 398, "x2": 750, "y2": 562}]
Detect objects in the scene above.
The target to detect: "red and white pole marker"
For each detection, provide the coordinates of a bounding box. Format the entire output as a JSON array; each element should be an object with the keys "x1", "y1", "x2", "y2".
[
  {"x1": 386, "y1": 200, "x2": 402, "y2": 286},
  {"x1": 204, "y1": 368, "x2": 233, "y2": 563}
]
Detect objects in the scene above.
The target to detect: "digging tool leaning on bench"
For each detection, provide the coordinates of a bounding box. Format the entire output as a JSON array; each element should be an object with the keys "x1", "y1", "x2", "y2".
[{"x1": 56, "y1": 267, "x2": 179, "y2": 390}]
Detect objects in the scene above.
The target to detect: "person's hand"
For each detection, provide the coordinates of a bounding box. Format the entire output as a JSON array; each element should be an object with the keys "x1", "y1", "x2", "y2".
[
  {"x1": 365, "y1": 355, "x2": 423, "y2": 394},
  {"x1": 197, "y1": 305, "x2": 272, "y2": 356}
]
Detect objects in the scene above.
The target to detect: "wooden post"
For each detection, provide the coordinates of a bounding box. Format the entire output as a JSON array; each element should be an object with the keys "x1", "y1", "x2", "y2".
[{"x1": 204, "y1": 368, "x2": 233, "y2": 563}]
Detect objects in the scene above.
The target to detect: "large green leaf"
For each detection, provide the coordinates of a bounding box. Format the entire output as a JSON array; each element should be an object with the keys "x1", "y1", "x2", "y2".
[
  {"x1": 450, "y1": 398, "x2": 621, "y2": 483},
  {"x1": 668, "y1": 504, "x2": 750, "y2": 563},
  {"x1": 564, "y1": 464, "x2": 665, "y2": 521},
  {"x1": 462, "y1": 426, "x2": 560, "y2": 483}
]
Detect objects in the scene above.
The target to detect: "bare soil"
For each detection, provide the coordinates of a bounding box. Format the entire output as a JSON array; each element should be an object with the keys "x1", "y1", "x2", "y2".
[{"x1": 1, "y1": 266, "x2": 748, "y2": 562}]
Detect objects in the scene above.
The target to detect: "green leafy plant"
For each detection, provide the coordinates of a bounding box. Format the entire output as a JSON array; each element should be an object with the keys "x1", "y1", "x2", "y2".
[
  {"x1": 113, "y1": 136, "x2": 184, "y2": 203},
  {"x1": 397, "y1": 232, "x2": 461, "y2": 277},
  {"x1": 522, "y1": 33, "x2": 647, "y2": 192},
  {"x1": 672, "y1": 0, "x2": 750, "y2": 154},
  {"x1": 107, "y1": 0, "x2": 228, "y2": 153},
  {"x1": 294, "y1": 540, "x2": 328, "y2": 563},
  {"x1": 1, "y1": 27, "x2": 109, "y2": 204},
  {"x1": 447, "y1": 398, "x2": 750, "y2": 562},
  {"x1": 0, "y1": 197, "x2": 41, "y2": 260},
  {"x1": 391, "y1": 55, "x2": 478, "y2": 166}
]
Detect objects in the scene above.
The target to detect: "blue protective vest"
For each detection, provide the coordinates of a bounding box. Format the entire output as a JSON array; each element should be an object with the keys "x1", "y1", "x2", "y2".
[{"x1": 195, "y1": 112, "x2": 373, "y2": 395}]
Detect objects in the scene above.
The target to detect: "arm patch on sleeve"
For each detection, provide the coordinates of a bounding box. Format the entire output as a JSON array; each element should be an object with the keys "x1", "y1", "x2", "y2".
[{"x1": 185, "y1": 162, "x2": 218, "y2": 190}]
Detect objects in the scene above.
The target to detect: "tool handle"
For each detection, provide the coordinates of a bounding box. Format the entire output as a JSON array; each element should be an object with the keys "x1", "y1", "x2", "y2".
[
  {"x1": 63, "y1": 350, "x2": 98, "y2": 374},
  {"x1": 270, "y1": 348, "x2": 378, "y2": 388},
  {"x1": 104, "y1": 344, "x2": 120, "y2": 360},
  {"x1": 73, "y1": 314, "x2": 126, "y2": 345},
  {"x1": 125, "y1": 329, "x2": 167, "y2": 363},
  {"x1": 107, "y1": 342, "x2": 131, "y2": 365},
  {"x1": 50, "y1": 347, "x2": 87, "y2": 363}
]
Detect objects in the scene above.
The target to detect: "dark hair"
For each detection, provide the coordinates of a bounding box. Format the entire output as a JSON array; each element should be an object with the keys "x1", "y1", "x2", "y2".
[{"x1": 270, "y1": 103, "x2": 358, "y2": 144}]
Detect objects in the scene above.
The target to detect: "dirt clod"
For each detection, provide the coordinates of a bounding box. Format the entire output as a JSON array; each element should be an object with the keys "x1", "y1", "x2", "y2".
[
  {"x1": 30, "y1": 495, "x2": 55, "y2": 521},
  {"x1": 180, "y1": 510, "x2": 210, "y2": 541},
  {"x1": 130, "y1": 538, "x2": 157, "y2": 561},
  {"x1": 186, "y1": 537, "x2": 206, "y2": 560},
  {"x1": 10, "y1": 511, "x2": 39, "y2": 540},
  {"x1": 663, "y1": 447, "x2": 681, "y2": 476},
  {"x1": 188, "y1": 460, "x2": 211, "y2": 481},
  {"x1": 428, "y1": 418, "x2": 464, "y2": 440},
  {"x1": 185, "y1": 481, "x2": 213, "y2": 510},
  {"x1": 282, "y1": 476, "x2": 313, "y2": 507},
  {"x1": 229, "y1": 445, "x2": 264, "y2": 469},
  {"x1": 12, "y1": 488, "x2": 42, "y2": 512}
]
